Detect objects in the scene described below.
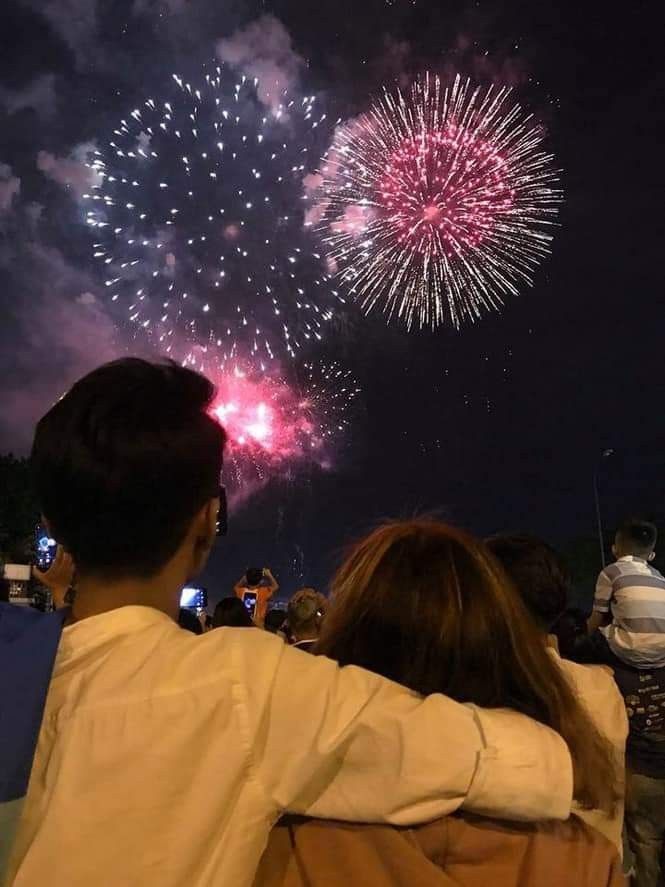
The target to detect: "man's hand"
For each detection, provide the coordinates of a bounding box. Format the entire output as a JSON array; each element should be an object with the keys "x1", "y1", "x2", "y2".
[
  {"x1": 587, "y1": 610, "x2": 605, "y2": 635},
  {"x1": 33, "y1": 547, "x2": 74, "y2": 609},
  {"x1": 263, "y1": 567, "x2": 278, "y2": 593}
]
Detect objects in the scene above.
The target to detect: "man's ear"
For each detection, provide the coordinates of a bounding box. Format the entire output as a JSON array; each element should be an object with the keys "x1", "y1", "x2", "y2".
[
  {"x1": 649, "y1": 551, "x2": 656, "y2": 562},
  {"x1": 611, "y1": 544, "x2": 617, "y2": 559},
  {"x1": 197, "y1": 497, "x2": 219, "y2": 549},
  {"x1": 188, "y1": 497, "x2": 219, "y2": 575}
]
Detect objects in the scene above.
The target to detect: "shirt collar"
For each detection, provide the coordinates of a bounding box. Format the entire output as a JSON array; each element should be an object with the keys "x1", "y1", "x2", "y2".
[
  {"x1": 60, "y1": 606, "x2": 176, "y2": 655},
  {"x1": 617, "y1": 555, "x2": 648, "y2": 564}
]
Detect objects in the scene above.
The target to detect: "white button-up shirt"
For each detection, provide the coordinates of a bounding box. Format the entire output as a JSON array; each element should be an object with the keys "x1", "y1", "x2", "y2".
[
  {"x1": 8, "y1": 607, "x2": 573, "y2": 886},
  {"x1": 550, "y1": 646, "x2": 628, "y2": 851}
]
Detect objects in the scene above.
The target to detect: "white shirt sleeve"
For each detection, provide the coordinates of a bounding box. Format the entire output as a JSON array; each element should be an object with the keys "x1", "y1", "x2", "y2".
[
  {"x1": 594, "y1": 569, "x2": 613, "y2": 613},
  {"x1": 230, "y1": 630, "x2": 573, "y2": 826}
]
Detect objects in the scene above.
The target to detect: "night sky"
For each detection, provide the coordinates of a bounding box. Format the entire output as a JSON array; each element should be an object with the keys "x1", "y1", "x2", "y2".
[{"x1": 1, "y1": 0, "x2": 663, "y2": 602}]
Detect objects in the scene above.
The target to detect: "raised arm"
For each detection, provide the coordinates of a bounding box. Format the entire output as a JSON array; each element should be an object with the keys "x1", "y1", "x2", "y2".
[
  {"x1": 263, "y1": 568, "x2": 279, "y2": 596},
  {"x1": 231, "y1": 630, "x2": 573, "y2": 826},
  {"x1": 233, "y1": 574, "x2": 247, "y2": 598}
]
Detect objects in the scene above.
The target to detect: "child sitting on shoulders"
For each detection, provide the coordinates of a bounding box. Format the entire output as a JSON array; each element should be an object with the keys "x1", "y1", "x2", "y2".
[{"x1": 588, "y1": 519, "x2": 665, "y2": 668}]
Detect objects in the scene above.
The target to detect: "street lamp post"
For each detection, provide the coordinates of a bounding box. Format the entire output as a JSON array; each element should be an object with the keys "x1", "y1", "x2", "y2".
[{"x1": 593, "y1": 449, "x2": 615, "y2": 568}]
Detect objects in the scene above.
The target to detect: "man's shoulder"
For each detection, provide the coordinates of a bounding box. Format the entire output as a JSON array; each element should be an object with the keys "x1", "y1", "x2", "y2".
[
  {"x1": 554, "y1": 656, "x2": 627, "y2": 740},
  {"x1": 558, "y1": 659, "x2": 622, "y2": 709},
  {"x1": 53, "y1": 617, "x2": 287, "y2": 709},
  {"x1": 601, "y1": 560, "x2": 632, "y2": 582},
  {"x1": 181, "y1": 624, "x2": 285, "y2": 673},
  {"x1": 648, "y1": 564, "x2": 665, "y2": 582},
  {"x1": 556, "y1": 656, "x2": 618, "y2": 694},
  {"x1": 615, "y1": 557, "x2": 665, "y2": 581}
]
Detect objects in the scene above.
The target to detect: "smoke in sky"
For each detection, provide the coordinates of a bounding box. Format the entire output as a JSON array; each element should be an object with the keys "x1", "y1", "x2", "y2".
[
  {"x1": 36, "y1": 142, "x2": 102, "y2": 199},
  {"x1": 0, "y1": 163, "x2": 21, "y2": 215},
  {"x1": 217, "y1": 15, "x2": 304, "y2": 113},
  {"x1": 0, "y1": 242, "x2": 120, "y2": 451}
]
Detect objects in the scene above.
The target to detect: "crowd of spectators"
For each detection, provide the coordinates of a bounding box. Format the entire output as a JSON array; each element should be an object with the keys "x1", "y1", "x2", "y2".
[{"x1": 1, "y1": 357, "x2": 664, "y2": 887}]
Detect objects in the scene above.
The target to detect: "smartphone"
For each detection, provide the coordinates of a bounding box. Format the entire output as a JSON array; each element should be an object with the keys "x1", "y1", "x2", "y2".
[
  {"x1": 180, "y1": 586, "x2": 208, "y2": 610},
  {"x1": 35, "y1": 524, "x2": 57, "y2": 571},
  {"x1": 242, "y1": 591, "x2": 257, "y2": 618}
]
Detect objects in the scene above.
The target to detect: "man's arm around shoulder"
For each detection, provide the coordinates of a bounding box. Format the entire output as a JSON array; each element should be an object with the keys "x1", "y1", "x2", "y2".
[{"x1": 227, "y1": 630, "x2": 573, "y2": 826}]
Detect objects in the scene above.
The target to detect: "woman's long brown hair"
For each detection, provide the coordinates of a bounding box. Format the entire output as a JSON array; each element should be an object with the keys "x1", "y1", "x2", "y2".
[{"x1": 316, "y1": 519, "x2": 619, "y2": 814}]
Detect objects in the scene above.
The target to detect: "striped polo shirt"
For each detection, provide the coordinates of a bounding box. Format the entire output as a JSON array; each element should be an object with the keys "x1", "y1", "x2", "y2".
[{"x1": 594, "y1": 555, "x2": 665, "y2": 667}]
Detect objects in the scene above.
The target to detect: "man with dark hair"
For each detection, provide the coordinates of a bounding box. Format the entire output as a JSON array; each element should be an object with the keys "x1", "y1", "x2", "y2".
[
  {"x1": 3, "y1": 359, "x2": 574, "y2": 886},
  {"x1": 31, "y1": 358, "x2": 225, "y2": 586},
  {"x1": 212, "y1": 596, "x2": 254, "y2": 628},
  {"x1": 487, "y1": 533, "x2": 628, "y2": 851},
  {"x1": 177, "y1": 607, "x2": 204, "y2": 635},
  {"x1": 264, "y1": 606, "x2": 287, "y2": 635},
  {"x1": 485, "y1": 535, "x2": 569, "y2": 633},
  {"x1": 588, "y1": 518, "x2": 665, "y2": 668}
]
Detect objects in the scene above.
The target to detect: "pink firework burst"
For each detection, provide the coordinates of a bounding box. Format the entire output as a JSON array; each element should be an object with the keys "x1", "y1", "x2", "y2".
[
  {"x1": 379, "y1": 124, "x2": 514, "y2": 253},
  {"x1": 312, "y1": 73, "x2": 562, "y2": 330},
  {"x1": 210, "y1": 369, "x2": 319, "y2": 497},
  {"x1": 209, "y1": 362, "x2": 360, "y2": 502}
]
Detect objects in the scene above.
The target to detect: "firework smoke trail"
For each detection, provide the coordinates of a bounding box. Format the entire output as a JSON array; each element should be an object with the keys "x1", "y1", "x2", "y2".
[
  {"x1": 312, "y1": 73, "x2": 562, "y2": 330},
  {"x1": 209, "y1": 361, "x2": 361, "y2": 501},
  {"x1": 84, "y1": 64, "x2": 344, "y2": 372}
]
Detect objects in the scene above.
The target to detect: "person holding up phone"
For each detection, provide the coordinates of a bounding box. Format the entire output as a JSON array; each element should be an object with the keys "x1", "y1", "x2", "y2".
[
  {"x1": 234, "y1": 567, "x2": 278, "y2": 627},
  {"x1": 33, "y1": 545, "x2": 75, "y2": 610}
]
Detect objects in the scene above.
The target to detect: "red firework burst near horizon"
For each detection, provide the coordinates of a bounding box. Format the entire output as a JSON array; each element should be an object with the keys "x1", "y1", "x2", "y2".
[{"x1": 208, "y1": 361, "x2": 360, "y2": 501}]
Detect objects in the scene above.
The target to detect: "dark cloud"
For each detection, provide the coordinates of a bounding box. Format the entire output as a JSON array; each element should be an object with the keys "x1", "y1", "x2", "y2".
[
  {"x1": 133, "y1": 0, "x2": 190, "y2": 14},
  {"x1": 0, "y1": 240, "x2": 119, "y2": 452},
  {"x1": 20, "y1": 0, "x2": 100, "y2": 70},
  {"x1": 0, "y1": 74, "x2": 57, "y2": 120}
]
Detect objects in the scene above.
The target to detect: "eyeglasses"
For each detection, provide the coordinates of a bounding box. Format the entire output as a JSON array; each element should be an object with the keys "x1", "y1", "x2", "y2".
[{"x1": 216, "y1": 484, "x2": 228, "y2": 537}]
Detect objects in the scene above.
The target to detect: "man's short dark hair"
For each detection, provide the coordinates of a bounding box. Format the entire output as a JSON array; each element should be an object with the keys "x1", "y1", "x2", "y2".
[
  {"x1": 616, "y1": 519, "x2": 658, "y2": 557},
  {"x1": 213, "y1": 596, "x2": 254, "y2": 628},
  {"x1": 485, "y1": 534, "x2": 570, "y2": 632},
  {"x1": 31, "y1": 358, "x2": 226, "y2": 579},
  {"x1": 178, "y1": 607, "x2": 203, "y2": 635},
  {"x1": 264, "y1": 607, "x2": 286, "y2": 633}
]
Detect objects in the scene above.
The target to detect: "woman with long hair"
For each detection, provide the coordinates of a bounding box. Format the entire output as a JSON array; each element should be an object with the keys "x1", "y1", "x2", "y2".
[{"x1": 255, "y1": 519, "x2": 624, "y2": 887}]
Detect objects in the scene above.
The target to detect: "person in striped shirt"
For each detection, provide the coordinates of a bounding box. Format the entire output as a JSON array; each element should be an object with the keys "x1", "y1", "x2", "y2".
[{"x1": 588, "y1": 519, "x2": 665, "y2": 668}]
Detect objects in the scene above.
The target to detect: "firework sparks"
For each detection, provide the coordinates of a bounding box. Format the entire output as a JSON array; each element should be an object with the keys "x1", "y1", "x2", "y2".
[
  {"x1": 300, "y1": 360, "x2": 362, "y2": 438},
  {"x1": 312, "y1": 73, "x2": 562, "y2": 330},
  {"x1": 209, "y1": 361, "x2": 360, "y2": 499},
  {"x1": 84, "y1": 64, "x2": 343, "y2": 371}
]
